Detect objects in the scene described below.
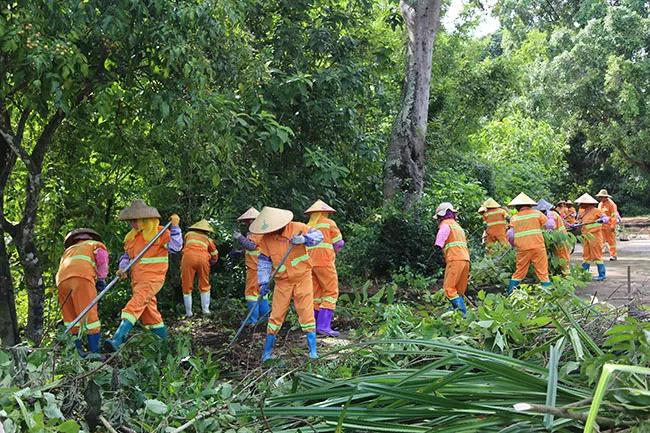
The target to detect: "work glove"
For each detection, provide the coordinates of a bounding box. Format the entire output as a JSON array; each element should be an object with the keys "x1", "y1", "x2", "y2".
[
  {"x1": 597, "y1": 216, "x2": 607, "y2": 224},
  {"x1": 96, "y1": 279, "x2": 106, "y2": 291},
  {"x1": 233, "y1": 231, "x2": 244, "y2": 241},
  {"x1": 170, "y1": 214, "x2": 180, "y2": 227},
  {"x1": 290, "y1": 235, "x2": 305, "y2": 245},
  {"x1": 260, "y1": 283, "x2": 270, "y2": 296}
]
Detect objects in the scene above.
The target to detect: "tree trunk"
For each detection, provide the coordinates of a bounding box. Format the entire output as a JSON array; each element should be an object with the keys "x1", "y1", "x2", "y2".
[
  {"x1": 384, "y1": 0, "x2": 441, "y2": 206},
  {"x1": 0, "y1": 226, "x2": 18, "y2": 346}
]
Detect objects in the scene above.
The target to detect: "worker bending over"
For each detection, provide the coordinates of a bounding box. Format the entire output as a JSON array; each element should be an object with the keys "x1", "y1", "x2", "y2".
[{"x1": 181, "y1": 219, "x2": 218, "y2": 317}]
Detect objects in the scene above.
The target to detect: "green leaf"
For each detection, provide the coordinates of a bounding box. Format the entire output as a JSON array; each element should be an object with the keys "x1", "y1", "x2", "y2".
[
  {"x1": 57, "y1": 420, "x2": 80, "y2": 433},
  {"x1": 144, "y1": 399, "x2": 168, "y2": 415}
]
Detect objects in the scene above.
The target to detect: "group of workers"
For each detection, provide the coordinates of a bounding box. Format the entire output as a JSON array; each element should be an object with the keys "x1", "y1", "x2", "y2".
[
  {"x1": 55, "y1": 199, "x2": 345, "y2": 361},
  {"x1": 437, "y1": 189, "x2": 621, "y2": 315}
]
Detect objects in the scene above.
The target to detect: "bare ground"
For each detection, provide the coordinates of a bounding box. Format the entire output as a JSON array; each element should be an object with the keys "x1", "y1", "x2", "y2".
[{"x1": 573, "y1": 221, "x2": 650, "y2": 307}]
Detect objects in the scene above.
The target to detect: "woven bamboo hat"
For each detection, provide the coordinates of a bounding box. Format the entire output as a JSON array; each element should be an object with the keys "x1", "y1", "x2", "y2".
[
  {"x1": 566, "y1": 200, "x2": 574, "y2": 205},
  {"x1": 237, "y1": 207, "x2": 260, "y2": 222},
  {"x1": 188, "y1": 219, "x2": 214, "y2": 233},
  {"x1": 508, "y1": 193, "x2": 537, "y2": 207},
  {"x1": 249, "y1": 206, "x2": 293, "y2": 234},
  {"x1": 478, "y1": 206, "x2": 487, "y2": 214},
  {"x1": 535, "y1": 199, "x2": 553, "y2": 212},
  {"x1": 119, "y1": 199, "x2": 161, "y2": 221},
  {"x1": 435, "y1": 202, "x2": 457, "y2": 217},
  {"x1": 64, "y1": 228, "x2": 102, "y2": 249},
  {"x1": 482, "y1": 198, "x2": 501, "y2": 209},
  {"x1": 556, "y1": 199, "x2": 567, "y2": 206},
  {"x1": 304, "y1": 199, "x2": 336, "y2": 214},
  {"x1": 574, "y1": 193, "x2": 598, "y2": 205},
  {"x1": 595, "y1": 189, "x2": 612, "y2": 198}
]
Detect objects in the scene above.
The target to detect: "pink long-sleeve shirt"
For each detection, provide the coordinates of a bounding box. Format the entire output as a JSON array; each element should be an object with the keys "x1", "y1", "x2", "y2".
[
  {"x1": 94, "y1": 248, "x2": 109, "y2": 279},
  {"x1": 434, "y1": 223, "x2": 452, "y2": 248}
]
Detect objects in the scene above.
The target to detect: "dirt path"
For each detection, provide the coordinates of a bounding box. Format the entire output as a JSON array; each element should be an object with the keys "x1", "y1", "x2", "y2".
[{"x1": 572, "y1": 233, "x2": 650, "y2": 307}]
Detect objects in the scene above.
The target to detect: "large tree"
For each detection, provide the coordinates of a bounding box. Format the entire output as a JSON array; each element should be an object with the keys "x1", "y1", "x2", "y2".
[
  {"x1": 384, "y1": 0, "x2": 442, "y2": 205},
  {"x1": 0, "y1": 0, "x2": 238, "y2": 344}
]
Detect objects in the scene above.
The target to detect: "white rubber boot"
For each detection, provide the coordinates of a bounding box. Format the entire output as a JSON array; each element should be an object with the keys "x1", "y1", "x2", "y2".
[
  {"x1": 183, "y1": 294, "x2": 193, "y2": 318},
  {"x1": 200, "y1": 291, "x2": 211, "y2": 314}
]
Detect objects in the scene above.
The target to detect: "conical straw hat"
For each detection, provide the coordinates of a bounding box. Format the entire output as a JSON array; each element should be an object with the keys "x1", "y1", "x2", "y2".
[
  {"x1": 482, "y1": 198, "x2": 501, "y2": 209},
  {"x1": 304, "y1": 199, "x2": 336, "y2": 214},
  {"x1": 249, "y1": 206, "x2": 293, "y2": 234},
  {"x1": 595, "y1": 189, "x2": 612, "y2": 198},
  {"x1": 574, "y1": 193, "x2": 598, "y2": 205},
  {"x1": 478, "y1": 206, "x2": 487, "y2": 214},
  {"x1": 508, "y1": 193, "x2": 537, "y2": 207},
  {"x1": 237, "y1": 207, "x2": 260, "y2": 221},
  {"x1": 435, "y1": 202, "x2": 457, "y2": 216},
  {"x1": 555, "y1": 199, "x2": 566, "y2": 206},
  {"x1": 534, "y1": 199, "x2": 553, "y2": 212},
  {"x1": 119, "y1": 199, "x2": 161, "y2": 221},
  {"x1": 64, "y1": 228, "x2": 102, "y2": 248},
  {"x1": 188, "y1": 219, "x2": 214, "y2": 233}
]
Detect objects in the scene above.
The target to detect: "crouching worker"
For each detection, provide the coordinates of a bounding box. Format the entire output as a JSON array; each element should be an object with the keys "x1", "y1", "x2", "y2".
[
  {"x1": 507, "y1": 193, "x2": 555, "y2": 294},
  {"x1": 233, "y1": 207, "x2": 270, "y2": 325},
  {"x1": 105, "y1": 199, "x2": 183, "y2": 352},
  {"x1": 56, "y1": 228, "x2": 108, "y2": 355},
  {"x1": 181, "y1": 219, "x2": 218, "y2": 317},
  {"x1": 304, "y1": 199, "x2": 345, "y2": 337},
  {"x1": 434, "y1": 202, "x2": 470, "y2": 316},
  {"x1": 249, "y1": 206, "x2": 323, "y2": 361}
]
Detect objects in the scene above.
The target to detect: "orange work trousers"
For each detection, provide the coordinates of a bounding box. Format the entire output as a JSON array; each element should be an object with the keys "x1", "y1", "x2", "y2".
[
  {"x1": 312, "y1": 263, "x2": 339, "y2": 311},
  {"x1": 602, "y1": 226, "x2": 617, "y2": 257},
  {"x1": 582, "y1": 231, "x2": 604, "y2": 264},
  {"x1": 244, "y1": 268, "x2": 260, "y2": 301},
  {"x1": 554, "y1": 245, "x2": 571, "y2": 276},
  {"x1": 121, "y1": 279, "x2": 165, "y2": 328},
  {"x1": 512, "y1": 247, "x2": 550, "y2": 283},
  {"x1": 486, "y1": 232, "x2": 509, "y2": 246},
  {"x1": 58, "y1": 277, "x2": 101, "y2": 335},
  {"x1": 181, "y1": 253, "x2": 211, "y2": 294},
  {"x1": 267, "y1": 272, "x2": 315, "y2": 335},
  {"x1": 443, "y1": 260, "x2": 470, "y2": 300}
]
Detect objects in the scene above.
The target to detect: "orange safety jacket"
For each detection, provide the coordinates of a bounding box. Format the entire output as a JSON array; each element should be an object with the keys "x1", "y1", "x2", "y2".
[
  {"x1": 307, "y1": 217, "x2": 342, "y2": 266},
  {"x1": 56, "y1": 240, "x2": 107, "y2": 286},
  {"x1": 125, "y1": 226, "x2": 170, "y2": 282},
  {"x1": 510, "y1": 208, "x2": 547, "y2": 251},
  {"x1": 549, "y1": 210, "x2": 567, "y2": 234},
  {"x1": 579, "y1": 207, "x2": 605, "y2": 235},
  {"x1": 441, "y1": 219, "x2": 470, "y2": 262},
  {"x1": 258, "y1": 222, "x2": 313, "y2": 280},
  {"x1": 245, "y1": 234, "x2": 262, "y2": 271},
  {"x1": 183, "y1": 231, "x2": 218, "y2": 260},
  {"x1": 598, "y1": 199, "x2": 618, "y2": 228},
  {"x1": 482, "y1": 208, "x2": 508, "y2": 236}
]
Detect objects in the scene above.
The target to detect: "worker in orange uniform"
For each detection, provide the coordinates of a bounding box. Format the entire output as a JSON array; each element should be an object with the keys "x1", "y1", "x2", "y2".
[
  {"x1": 572, "y1": 193, "x2": 609, "y2": 281},
  {"x1": 506, "y1": 193, "x2": 555, "y2": 294},
  {"x1": 565, "y1": 200, "x2": 577, "y2": 225},
  {"x1": 105, "y1": 199, "x2": 183, "y2": 352},
  {"x1": 481, "y1": 198, "x2": 510, "y2": 247},
  {"x1": 304, "y1": 199, "x2": 345, "y2": 337},
  {"x1": 535, "y1": 199, "x2": 571, "y2": 276},
  {"x1": 434, "y1": 202, "x2": 470, "y2": 315},
  {"x1": 181, "y1": 219, "x2": 218, "y2": 318},
  {"x1": 233, "y1": 207, "x2": 270, "y2": 325},
  {"x1": 249, "y1": 206, "x2": 323, "y2": 361},
  {"x1": 56, "y1": 228, "x2": 109, "y2": 355},
  {"x1": 596, "y1": 189, "x2": 620, "y2": 261}
]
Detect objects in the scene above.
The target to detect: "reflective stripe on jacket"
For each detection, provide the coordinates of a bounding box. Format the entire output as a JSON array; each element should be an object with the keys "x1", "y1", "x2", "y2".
[
  {"x1": 307, "y1": 217, "x2": 342, "y2": 266},
  {"x1": 441, "y1": 219, "x2": 470, "y2": 262},
  {"x1": 125, "y1": 226, "x2": 170, "y2": 281},
  {"x1": 258, "y1": 222, "x2": 313, "y2": 280},
  {"x1": 183, "y1": 231, "x2": 218, "y2": 259}
]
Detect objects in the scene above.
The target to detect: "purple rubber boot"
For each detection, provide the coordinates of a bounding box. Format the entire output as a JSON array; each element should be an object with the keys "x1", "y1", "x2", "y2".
[{"x1": 316, "y1": 308, "x2": 339, "y2": 337}]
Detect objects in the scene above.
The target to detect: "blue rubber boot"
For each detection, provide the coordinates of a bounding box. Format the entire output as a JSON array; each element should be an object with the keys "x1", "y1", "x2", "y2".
[
  {"x1": 261, "y1": 334, "x2": 277, "y2": 362},
  {"x1": 595, "y1": 263, "x2": 606, "y2": 281},
  {"x1": 74, "y1": 338, "x2": 87, "y2": 357},
  {"x1": 104, "y1": 320, "x2": 133, "y2": 352},
  {"x1": 258, "y1": 299, "x2": 271, "y2": 319},
  {"x1": 151, "y1": 326, "x2": 169, "y2": 340},
  {"x1": 541, "y1": 281, "x2": 553, "y2": 288},
  {"x1": 306, "y1": 332, "x2": 318, "y2": 359},
  {"x1": 582, "y1": 262, "x2": 590, "y2": 272},
  {"x1": 87, "y1": 333, "x2": 101, "y2": 353},
  {"x1": 449, "y1": 297, "x2": 467, "y2": 316},
  {"x1": 506, "y1": 279, "x2": 520, "y2": 295},
  {"x1": 245, "y1": 301, "x2": 260, "y2": 325}
]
